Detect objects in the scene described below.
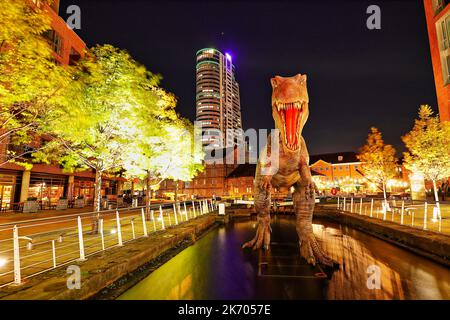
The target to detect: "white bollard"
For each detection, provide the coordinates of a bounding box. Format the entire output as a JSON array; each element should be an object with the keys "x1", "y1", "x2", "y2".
[
  {"x1": 184, "y1": 202, "x2": 188, "y2": 221},
  {"x1": 116, "y1": 211, "x2": 123, "y2": 246},
  {"x1": 77, "y1": 216, "x2": 86, "y2": 260},
  {"x1": 412, "y1": 210, "x2": 415, "y2": 227},
  {"x1": 337, "y1": 197, "x2": 340, "y2": 210},
  {"x1": 359, "y1": 198, "x2": 363, "y2": 215},
  {"x1": 99, "y1": 218, "x2": 105, "y2": 251},
  {"x1": 400, "y1": 201, "x2": 404, "y2": 225},
  {"x1": 131, "y1": 218, "x2": 135, "y2": 239},
  {"x1": 52, "y1": 240, "x2": 56, "y2": 268},
  {"x1": 141, "y1": 208, "x2": 148, "y2": 237},
  {"x1": 370, "y1": 199, "x2": 374, "y2": 217},
  {"x1": 192, "y1": 201, "x2": 196, "y2": 217},
  {"x1": 423, "y1": 202, "x2": 428, "y2": 230},
  {"x1": 159, "y1": 206, "x2": 165, "y2": 230},
  {"x1": 343, "y1": 197, "x2": 346, "y2": 211},
  {"x1": 13, "y1": 225, "x2": 21, "y2": 285},
  {"x1": 350, "y1": 197, "x2": 354, "y2": 213},
  {"x1": 151, "y1": 210, "x2": 156, "y2": 232},
  {"x1": 173, "y1": 203, "x2": 178, "y2": 225}
]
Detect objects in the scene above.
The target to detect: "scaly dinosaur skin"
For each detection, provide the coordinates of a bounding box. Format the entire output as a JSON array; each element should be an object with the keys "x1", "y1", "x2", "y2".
[{"x1": 242, "y1": 74, "x2": 335, "y2": 267}]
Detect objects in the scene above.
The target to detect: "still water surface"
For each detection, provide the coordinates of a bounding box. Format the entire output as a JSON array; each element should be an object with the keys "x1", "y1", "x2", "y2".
[{"x1": 118, "y1": 217, "x2": 450, "y2": 300}]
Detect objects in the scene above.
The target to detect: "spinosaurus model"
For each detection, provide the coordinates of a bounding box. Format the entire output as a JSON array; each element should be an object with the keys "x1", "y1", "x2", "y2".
[{"x1": 242, "y1": 73, "x2": 336, "y2": 267}]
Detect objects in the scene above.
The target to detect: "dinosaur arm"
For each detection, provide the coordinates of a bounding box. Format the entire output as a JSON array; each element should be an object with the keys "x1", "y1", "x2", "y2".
[
  {"x1": 298, "y1": 136, "x2": 313, "y2": 185},
  {"x1": 257, "y1": 134, "x2": 275, "y2": 190}
]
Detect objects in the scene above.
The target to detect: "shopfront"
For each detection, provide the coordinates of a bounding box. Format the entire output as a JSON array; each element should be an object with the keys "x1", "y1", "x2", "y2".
[
  {"x1": 28, "y1": 173, "x2": 65, "y2": 207},
  {"x1": 73, "y1": 177, "x2": 95, "y2": 201},
  {"x1": 0, "y1": 174, "x2": 16, "y2": 210}
]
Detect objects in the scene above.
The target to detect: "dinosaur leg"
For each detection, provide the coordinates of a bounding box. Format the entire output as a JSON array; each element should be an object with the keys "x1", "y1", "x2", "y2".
[
  {"x1": 293, "y1": 183, "x2": 335, "y2": 267},
  {"x1": 242, "y1": 185, "x2": 271, "y2": 250}
]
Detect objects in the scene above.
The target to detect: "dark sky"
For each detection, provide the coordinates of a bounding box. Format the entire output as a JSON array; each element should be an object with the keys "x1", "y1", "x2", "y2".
[{"x1": 60, "y1": 0, "x2": 438, "y2": 155}]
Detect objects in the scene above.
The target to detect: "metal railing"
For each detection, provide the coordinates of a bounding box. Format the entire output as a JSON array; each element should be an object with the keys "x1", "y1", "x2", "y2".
[
  {"x1": 334, "y1": 197, "x2": 449, "y2": 235},
  {"x1": 0, "y1": 199, "x2": 217, "y2": 288}
]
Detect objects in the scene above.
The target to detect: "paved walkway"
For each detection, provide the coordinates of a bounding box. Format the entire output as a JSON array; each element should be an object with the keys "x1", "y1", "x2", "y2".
[
  {"x1": 322, "y1": 200, "x2": 450, "y2": 235},
  {"x1": 0, "y1": 201, "x2": 211, "y2": 288}
]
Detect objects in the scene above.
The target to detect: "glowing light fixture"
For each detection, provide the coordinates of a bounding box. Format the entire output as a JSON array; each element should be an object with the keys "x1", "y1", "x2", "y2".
[
  {"x1": 0, "y1": 258, "x2": 7, "y2": 268},
  {"x1": 225, "y1": 53, "x2": 232, "y2": 61},
  {"x1": 110, "y1": 229, "x2": 117, "y2": 235}
]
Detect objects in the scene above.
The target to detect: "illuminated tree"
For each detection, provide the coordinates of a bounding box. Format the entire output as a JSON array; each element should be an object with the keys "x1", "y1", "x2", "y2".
[
  {"x1": 0, "y1": 0, "x2": 72, "y2": 166},
  {"x1": 402, "y1": 105, "x2": 450, "y2": 215},
  {"x1": 123, "y1": 117, "x2": 204, "y2": 208},
  {"x1": 357, "y1": 127, "x2": 398, "y2": 207},
  {"x1": 152, "y1": 119, "x2": 204, "y2": 202},
  {"x1": 121, "y1": 87, "x2": 179, "y2": 213},
  {"x1": 34, "y1": 45, "x2": 162, "y2": 231}
]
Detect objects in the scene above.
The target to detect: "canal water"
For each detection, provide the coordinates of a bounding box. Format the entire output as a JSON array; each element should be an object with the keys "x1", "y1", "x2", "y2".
[{"x1": 118, "y1": 216, "x2": 450, "y2": 300}]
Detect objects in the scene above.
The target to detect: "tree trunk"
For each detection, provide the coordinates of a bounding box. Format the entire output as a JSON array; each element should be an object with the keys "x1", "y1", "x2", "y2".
[
  {"x1": 145, "y1": 173, "x2": 151, "y2": 220},
  {"x1": 382, "y1": 181, "x2": 388, "y2": 218},
  {"x1": 432, "y1": 179, "x2": 441, "y2": 218},
  {"x1": 175, "y1": 180, "x2": 178, "y2": 203},
  {"x1": 91, "y1": 170, "x2": 102, "y2": 234}
]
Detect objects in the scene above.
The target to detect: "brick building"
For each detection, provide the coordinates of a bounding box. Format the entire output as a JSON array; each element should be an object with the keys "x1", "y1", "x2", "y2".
[
  {"x1": 424, "y1": 0, "x2": 450, "y2": 121},
  {"x1": 156, "y1": 147, "x2": 241, "y2": 200}
]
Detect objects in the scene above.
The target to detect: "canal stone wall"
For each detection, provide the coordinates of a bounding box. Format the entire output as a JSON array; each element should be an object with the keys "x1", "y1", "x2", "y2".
[
  {"x1": 314, "y1": 206, "x2": 450, "y2": 267},
  {"x1": 0, "y1": 215, "x2": 217, "y2": 300}
]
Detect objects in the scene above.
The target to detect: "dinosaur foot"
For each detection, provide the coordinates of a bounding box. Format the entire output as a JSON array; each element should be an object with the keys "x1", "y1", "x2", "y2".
[
  {"x1": 299, "y1": 233, "x2": 338, "y2": 268},
  {"x1": 242, "y1": 216, "x2": 271, "y2": 250}
]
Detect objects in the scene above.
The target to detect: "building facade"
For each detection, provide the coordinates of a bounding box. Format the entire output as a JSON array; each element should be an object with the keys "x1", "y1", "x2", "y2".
[
  {"x1": 309, "y1": 152, "x2": 365, "y2": 193},
  {"x1": 156, "y1": 147, "x2": 241, "y2": 199},
  {"x1": 196, "y1": 48, "x2": 243, "y2": 148},
  {"x1": 157, "y1": 152, "x2": 389, "y2": 199},
  {"x1": 424, "y1": 0, "x2": 450, "y2": 121}
]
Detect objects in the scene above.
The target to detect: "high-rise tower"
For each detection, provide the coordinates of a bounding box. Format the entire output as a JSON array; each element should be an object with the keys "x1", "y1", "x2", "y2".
[{"x1": 196, "y1": 48, "x2": 243, "y2": 148}]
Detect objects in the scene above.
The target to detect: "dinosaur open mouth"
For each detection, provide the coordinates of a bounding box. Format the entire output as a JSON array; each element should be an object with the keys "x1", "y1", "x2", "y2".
[{"x1": 276, "y1": 101, "x2": 304, "y2": 151}]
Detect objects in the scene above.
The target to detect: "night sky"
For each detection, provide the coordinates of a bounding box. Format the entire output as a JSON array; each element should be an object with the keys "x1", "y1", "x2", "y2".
[{"x1": 59, "y1": 0, "x2": 438, "y2": 155}]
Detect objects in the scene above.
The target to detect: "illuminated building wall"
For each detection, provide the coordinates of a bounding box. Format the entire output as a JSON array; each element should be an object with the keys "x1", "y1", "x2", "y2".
[
  {"x1": 424, "y1": 0, "x2": 450, "y2": 121},
  {"x1": 309, "y1": 152, "x2": 365, "y2": 192},
  {"x1": 196, "y1": 48, "x2": 243, "y2": 148}
]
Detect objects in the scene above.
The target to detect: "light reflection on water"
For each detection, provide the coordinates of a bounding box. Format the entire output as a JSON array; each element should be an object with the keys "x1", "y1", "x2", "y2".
[{"x1": 118, "y1": 217, "x2": 450, "y2": 300}]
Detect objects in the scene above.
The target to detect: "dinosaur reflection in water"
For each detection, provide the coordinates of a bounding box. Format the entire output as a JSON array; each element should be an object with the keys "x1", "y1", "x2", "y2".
[{"x1": 118, "y1": 218, "x2": 450, "y2": 300}]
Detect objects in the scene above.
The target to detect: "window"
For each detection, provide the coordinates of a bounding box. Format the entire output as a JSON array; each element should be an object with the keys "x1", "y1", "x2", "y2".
[
  {"x1": 442, "y1": 20, "x2": 449, "y2": 50},
  {"x1": 434, "y1": 0, "x2": 449, "y2": 15},
  {"x1": 438, "y1": 14, "x2": 450, "y2": 84},
  {"x1": 69, "y1": 48, "x2": 81, "y2": 66},
  {"x1": 44, "y1": 30, "x2": 63, "y2": 56}
]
